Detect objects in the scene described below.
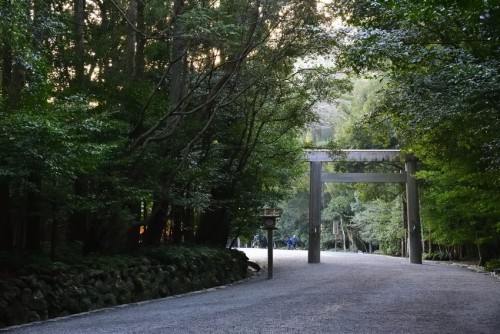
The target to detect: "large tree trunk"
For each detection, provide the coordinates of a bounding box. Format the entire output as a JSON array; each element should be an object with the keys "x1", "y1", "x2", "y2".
[
  {"x1": 172, "y1": 205, "x2": 183, "y2": 244},
  {"x1": 6, "y1": 63, "x2": 25, "y2": 110},
  {"x1": 125, "y1": 201, "x2": 142, "y2": 251},
  {"x1": 74, "y1": 0, "x2": 86, "y2": 87},
  {"x1": 0, "y1": 184, "x2": 12, "y2": 250},
  {"x1": 195, "y1": 188, "x2": 231, "y2": 247},
  {"x1": 477, "y1": 232, "x2": 500, "y2": 266},
  {"x1": 340, "y1": 215, "x2": 347, "y2": 251},
  {"x1": 1, "y1": 1, "x2": 12, "y2": 97},
  {"x1": 196, "y1": 207, "x2": 230, "y2": 247},
  {"x1": 183, "y1": 207, "x2": 194, "y2": 243},
  {"x1": 169, "y1": 0, "x2": 185, "y2": 111},
  {"x1": 23, "y1": 1, "x2": 50, "y2": 253},
  {"x1": 0, "y1": 0, "x2": 15, "y2": 251},
  {"x1": 142, "y1": 201, "x2": 169, "y2": 246},
  {"x1": 4, "y1": 0, "x2": 27, "y2": 110},
  {"x1": 135, "y1": 0, "x2": 145, "y2": 80},
  {"x1": 124, "y1": 0, "x2": 137, "y2": 79}
]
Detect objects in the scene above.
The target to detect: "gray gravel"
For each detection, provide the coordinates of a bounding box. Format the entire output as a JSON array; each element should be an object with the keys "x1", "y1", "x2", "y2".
[{"x1": 3, "y1": 248, "x2": 500, "y2": 334}]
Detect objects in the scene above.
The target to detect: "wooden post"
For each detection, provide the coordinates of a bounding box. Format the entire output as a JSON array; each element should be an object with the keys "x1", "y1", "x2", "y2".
[
  {"x1": 308, "y1": 161, "x2": 322, "y2": 263},
  {"x1": 405, "y1": 155, "x2": 422, "y2": 264},
  {"x1": 267, "y1": 227, "x2": 274, "y2": 279},
  {"x1": 259, "y1": 209, "x2": 281, "y2": 279}
]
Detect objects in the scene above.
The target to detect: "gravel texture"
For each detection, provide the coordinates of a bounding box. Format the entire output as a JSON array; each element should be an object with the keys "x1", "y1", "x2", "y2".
[{"x1": 3, "y1": 248, "x2": 500, "y2": 334}]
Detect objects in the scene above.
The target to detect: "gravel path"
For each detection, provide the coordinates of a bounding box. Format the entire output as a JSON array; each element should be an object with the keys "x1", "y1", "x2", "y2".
[{"x1": 3, "y1": 249, "x2": 500, "y2": 334}]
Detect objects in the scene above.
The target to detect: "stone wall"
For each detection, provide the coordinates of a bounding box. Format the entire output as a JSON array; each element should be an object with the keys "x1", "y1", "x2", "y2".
[{"x1": 0, "y1": 248, "x2": 249, "y2": 328}]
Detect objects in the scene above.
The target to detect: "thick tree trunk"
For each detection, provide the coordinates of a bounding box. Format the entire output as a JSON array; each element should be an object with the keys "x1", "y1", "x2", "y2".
[
  {"x1": 5, "y1": 0, "x2": 28, "y2": 109},
  {"x1": 7, "y1": 62, "x2": 25, "y2": 110},
  {"x1": 345, "y1": 226, "x2": 355, "y2": 251},
  {"x1": 1, "y1": 7, "x2": 12, "y2": 97},
  {"x1": 23, "y1": 1, "x2": 52, "y2": 253},
  {"x1": 0, "y1": 183, "x2": 12, "y2": 251},
  {"x1": 169, "y1": 0, "x2": 185, "y2": 111},
  {"x1": 1, "y1": 0, "x2": 14, "y2": 251},
  {"x1": 172, "y1": 206, "x2": 183, "y2": 244},
  {"x1": 142, "y1": 201, "x2": 168, "y2": 246},
  {"x1": 125, "y1": 201, "x2": 142, "y2": 251},
  {"x1": 340, "y1": 215, "x2": 346, "y2": 251},
  {"x1": 74, "y1": 0, "x2": 86, "y2": 87},
  {"x1": 183, "y1": 207, "x2": 194, "y2": 243},
  {"x1": 126, "y1": 225, "x2": 141, "y2": 250},
  {"x1": 135, "y1": 0, "x2": 145, "y2": 80},
  {"x1": 124, "y1": 0, "x2": 137, "y2": 79},
  {"x1": 196, "y1": 207, "x2": 230, "y2": 247},
  {"x1": 196, "y1": 186, "x2": 232, "y2": 247},
  {"x1": 478, "y1": 241, "x2": 500, "y2": 266}
]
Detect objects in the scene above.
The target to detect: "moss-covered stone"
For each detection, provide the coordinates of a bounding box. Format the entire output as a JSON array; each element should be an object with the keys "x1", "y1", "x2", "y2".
[{"x1": 0, "y1": 246, "x2": 249, "y2": 329}]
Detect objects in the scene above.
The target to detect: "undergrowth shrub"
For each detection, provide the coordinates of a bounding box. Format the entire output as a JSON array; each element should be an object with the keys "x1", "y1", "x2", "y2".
[
  {"x1": 484, "y1": 259, "x2": 500, "y2": 272},
  {"x1": 423, "y1": 251, "x2": 450, "y2": 261}
]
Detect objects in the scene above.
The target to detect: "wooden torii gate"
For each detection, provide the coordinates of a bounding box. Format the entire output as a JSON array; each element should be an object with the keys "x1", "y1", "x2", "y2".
[{"x1": 306, "y1": 149, "x2": 422, "y2": 264}]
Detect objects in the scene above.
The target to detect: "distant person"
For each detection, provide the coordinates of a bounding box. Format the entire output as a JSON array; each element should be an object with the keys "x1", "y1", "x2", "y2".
[
  {"x1": 260, "y1": 235, "x2": 268, "y2": 248},
  {"x1": 252, "y1": 234, "x2": 260, "y2": 248},
  {"x1": 287, "y1": 235, "x2": 298, "y2": 249}
]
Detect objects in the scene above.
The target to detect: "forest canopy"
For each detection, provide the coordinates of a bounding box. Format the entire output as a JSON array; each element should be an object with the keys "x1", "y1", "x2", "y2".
[
  {"x1": 1, "y1": 0, "x2": 498, "y2": 265},
  {"x1": 0, "y1": 0, "x2": 349, "y2": 254}
]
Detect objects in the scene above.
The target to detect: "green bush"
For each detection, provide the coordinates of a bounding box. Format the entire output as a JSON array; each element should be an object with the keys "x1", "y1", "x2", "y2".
[
  {"x1": 423, "y1": 251, "x2": 450, "y2": 261},
  {"x1": 0, "y1": 251, "x2": 48, "y2": 268},
  {"x1": 81, "y1": 255, "x2": 134, "y2": 270},
  {"x1": 484, "y1": 259, "x2": 500, "y2": 272}
]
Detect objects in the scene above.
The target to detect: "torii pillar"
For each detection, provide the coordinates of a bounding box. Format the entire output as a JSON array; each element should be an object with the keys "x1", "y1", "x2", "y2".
[
  {"x1": 405, "y1": 154, "x2": 422, "y2": 264},
  {"x1": 308, "y1": 161, "x2": 322, "y2": 264}
]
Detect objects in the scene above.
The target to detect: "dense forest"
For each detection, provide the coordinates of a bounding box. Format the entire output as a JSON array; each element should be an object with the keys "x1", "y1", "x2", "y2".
[
  {"x1": 277, "y1": 0, "x2": 500, "y2": 265},
  {"x1": 0, "y1": 0, "x2": 349, "y2": 256},
  {"x1": 1, "y1": 0, "x2": 499, "y2": 265}
]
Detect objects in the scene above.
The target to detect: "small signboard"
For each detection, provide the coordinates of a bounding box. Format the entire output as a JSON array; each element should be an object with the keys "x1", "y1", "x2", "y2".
[{"x1": 258, "y1": 208, "x2": 283, "y2": 217}]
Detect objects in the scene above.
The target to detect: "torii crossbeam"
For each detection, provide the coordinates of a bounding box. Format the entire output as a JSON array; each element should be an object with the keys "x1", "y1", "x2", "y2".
[{"x1": 305, "y1": 149, "x2": 422, "y2": 264}]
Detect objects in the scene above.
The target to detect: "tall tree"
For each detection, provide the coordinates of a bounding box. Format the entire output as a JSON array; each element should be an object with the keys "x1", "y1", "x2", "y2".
[
  {"x1": 327, "y1": 0, "x2": 500, "y2": 263},
  {"x1": 0, "y1": 0, "x2": 349, "y2": 255}
]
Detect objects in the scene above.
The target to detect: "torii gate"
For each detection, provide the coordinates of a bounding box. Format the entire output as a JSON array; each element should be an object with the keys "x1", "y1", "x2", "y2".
[{"x1": 306, "y1": 149, "x2": 422, "y2": 264}]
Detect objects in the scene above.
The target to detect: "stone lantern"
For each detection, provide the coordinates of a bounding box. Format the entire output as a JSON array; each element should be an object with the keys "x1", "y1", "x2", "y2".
[{"x1": 258, "y1": 208, "x2": 282, "y2": 278}]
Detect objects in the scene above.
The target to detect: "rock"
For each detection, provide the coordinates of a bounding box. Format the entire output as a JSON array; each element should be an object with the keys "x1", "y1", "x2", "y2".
[
  {"x1": 103, "y1": 293, "x2": 117, "y2": 306},
  {"x1": 26, "y1": 311, "x2": 40, "y2": 323},
  {"x1": 28, "y1": 289, "x2": 48, "y2": 320},
  {"x1": 248, "y1": 261, "x2": 261, "y2": 272}
]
